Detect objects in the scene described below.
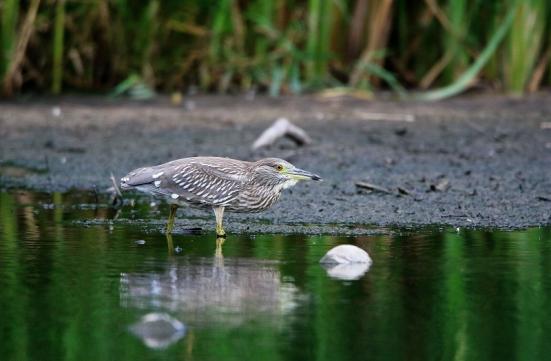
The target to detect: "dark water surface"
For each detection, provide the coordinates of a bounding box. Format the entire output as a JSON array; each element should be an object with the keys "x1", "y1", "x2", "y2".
[{"x1": 1, "y1": 190, "x2": 551, "y2": 361}]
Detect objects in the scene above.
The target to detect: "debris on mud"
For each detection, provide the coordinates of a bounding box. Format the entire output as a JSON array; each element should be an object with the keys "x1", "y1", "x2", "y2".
[
  {"x1": 252, "y1": 117, "x2": 312, "y2": 149},
  {"x1": 430, "y1": 177, "x2": 450, "y2": 192},
  {"x1": 355, "y1": 181, "x2": 394, "y2": 195},
  {"x1": 353, "y1": 111, "x2": 415, "y2": 122}
]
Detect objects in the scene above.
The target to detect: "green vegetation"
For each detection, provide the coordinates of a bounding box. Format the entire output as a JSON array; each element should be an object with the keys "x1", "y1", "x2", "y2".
[{"x1": 0, "y1": 0, "x2": 549, "y2": 97}]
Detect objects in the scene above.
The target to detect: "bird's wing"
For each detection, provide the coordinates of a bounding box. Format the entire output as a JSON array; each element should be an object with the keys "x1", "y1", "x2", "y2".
[{"x1": 160, "y1": 161, "x2": 246, "y2": 206}]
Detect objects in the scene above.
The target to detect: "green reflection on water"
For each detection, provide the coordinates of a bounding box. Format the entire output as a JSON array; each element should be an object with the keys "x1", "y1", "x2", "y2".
[{"x1": 0, "y1": 190, "x2": 550, "y2": 361}]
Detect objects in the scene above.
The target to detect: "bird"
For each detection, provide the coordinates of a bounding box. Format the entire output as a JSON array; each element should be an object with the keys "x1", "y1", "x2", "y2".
[{"x1": 120, "y1": 157, "x2": 321, "y2": 237}]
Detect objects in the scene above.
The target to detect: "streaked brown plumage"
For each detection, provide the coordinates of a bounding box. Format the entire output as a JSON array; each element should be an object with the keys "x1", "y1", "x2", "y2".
[{"x1": 121, "y1": 157, "x2": 321, "y2": 236}]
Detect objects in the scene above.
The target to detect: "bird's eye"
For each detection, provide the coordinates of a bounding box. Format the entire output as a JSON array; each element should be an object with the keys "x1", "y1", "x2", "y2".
[{"x1": 276, "y1": 164, "x2": 283, "y2": 171}]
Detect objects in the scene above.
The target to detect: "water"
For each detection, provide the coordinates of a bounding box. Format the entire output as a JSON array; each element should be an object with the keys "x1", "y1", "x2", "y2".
[{"x1": 1, "y1": 190, "x2": 551, "y2": 361}]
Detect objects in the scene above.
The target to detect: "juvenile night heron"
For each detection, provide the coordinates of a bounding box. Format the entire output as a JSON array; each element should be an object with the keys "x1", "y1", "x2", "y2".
[{"x1": 120, "y1": 157, "x2": 321, "y2": 237}]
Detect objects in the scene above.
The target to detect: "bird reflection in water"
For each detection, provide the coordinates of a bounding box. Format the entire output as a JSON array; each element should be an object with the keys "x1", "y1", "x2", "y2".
[{"x1": 120, "y1": 237, "x2": 300, "y2": 327}]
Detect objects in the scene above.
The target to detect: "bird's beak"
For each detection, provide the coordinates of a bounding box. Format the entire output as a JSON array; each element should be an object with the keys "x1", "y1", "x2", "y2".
[{"x1": 287, "y1": 167, "x2": 322, "y2": 181}]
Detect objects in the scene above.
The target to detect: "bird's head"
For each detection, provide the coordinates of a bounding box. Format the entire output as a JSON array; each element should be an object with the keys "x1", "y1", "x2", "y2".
[{"x1": 252, "y1": 158, "x2": 321, "y2": 188}]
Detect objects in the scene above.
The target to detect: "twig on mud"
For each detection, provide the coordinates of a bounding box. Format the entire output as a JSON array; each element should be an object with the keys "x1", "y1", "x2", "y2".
[
  {"x1": 536, "y1": 195, "x2": 551, "y2": 202},
  {"x1": 354, "y1": 111, "x2": 415, "y2": 122},
  {"x1": 356, "y1": 181, "x2": 394, "y2": 195},
  {"x1": 397, "y1": 186, "x2": 413, "y2": 196},
  {"x1": 356, "y1": 181, "x2": 421, "y2": 199},
  {"x1": 252, "y1": 117, "x2": 312, "y2": 150},
  {"x1": 465, "y1": 120, "x2": 485, "y2": 134}
]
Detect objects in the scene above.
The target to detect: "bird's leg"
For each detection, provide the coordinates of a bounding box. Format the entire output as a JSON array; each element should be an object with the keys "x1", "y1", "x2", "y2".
[
  {"x1": 166, "y1": 204, "x2": 179, "y2": 235},
  {"x1": 213, "y1": 206, "x2": 226, "y2": 237}
]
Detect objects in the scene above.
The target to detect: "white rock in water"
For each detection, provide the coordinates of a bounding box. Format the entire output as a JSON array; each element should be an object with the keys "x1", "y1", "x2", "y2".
[
  {"x1": 129, "y1": 313, "x2": 186, "y2": 349},
  {"x1": 323, "y1": 263, "x2": 370, "y2": 281},
  {"x1": 320, "y1": 245, "x2": 372, "y2": 280},
  {"x1": 320, "y1": 245, "x2": 372, "y2": 265}
]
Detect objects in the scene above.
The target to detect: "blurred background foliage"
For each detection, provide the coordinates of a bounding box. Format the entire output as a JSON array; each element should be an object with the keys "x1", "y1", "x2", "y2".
[{"x1": 0, "y1": 0, "x2": 549, "y2": 98}]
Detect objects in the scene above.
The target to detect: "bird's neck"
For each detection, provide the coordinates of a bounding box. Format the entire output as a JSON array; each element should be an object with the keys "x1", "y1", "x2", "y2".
[{"x1": 274, "y1": 179, "x2": 298, "y2": 192}]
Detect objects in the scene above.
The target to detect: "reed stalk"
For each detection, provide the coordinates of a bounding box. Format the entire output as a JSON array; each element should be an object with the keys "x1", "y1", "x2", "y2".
[
  {"x1": 52, "y1": 0, "x2": 65, "y2": 94},
  {"x1": 2, "y1": 0, "x2": 40, "y2": 96},
  {"x1": 1, "y1": 0, "x2": 19, "y2": 78},
  {"x1": 505, "y1": 0, "x2": 546, "y2": 93},
  {"x1": 306, "y1": 0, "x2": 332, "y2": 85},
  {"x1": 1, "y1": 1, "x2": 550, "y2": 97},
  {"x1": 349, "y1": 0, "x2": 394, "y2": 88},
  {"x1": 417, "y1": 6, "x2": 515, "y2": 101}
]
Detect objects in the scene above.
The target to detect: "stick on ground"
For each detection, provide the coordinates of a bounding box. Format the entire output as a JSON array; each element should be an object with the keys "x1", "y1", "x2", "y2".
[
  {"x1": 355, "y1": 181, "x2": 394, "y2": 195},
  {"x1": 252, "y1": 118, "x2": 312, "y2": 150}
]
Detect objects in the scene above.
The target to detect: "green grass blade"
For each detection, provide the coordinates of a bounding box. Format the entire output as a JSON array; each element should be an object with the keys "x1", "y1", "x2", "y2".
[
  {"x1": 505, "y1": 0, "x2": 546, "y2": 93},
  {"x1": 306, "y1": 0, "x2": 331, "y2": 85},
  {"x1": 442, "y1": 0, "x2": 468, "y2": 82},
  {"x1": 364, "y1": 62, "x2": 406, "y2": 97},
  {"x1": 416, "y1": 6, "x2": 515, "y2": 101}
]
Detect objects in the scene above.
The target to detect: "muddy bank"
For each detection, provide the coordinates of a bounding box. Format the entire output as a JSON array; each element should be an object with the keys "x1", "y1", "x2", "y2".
[{"x1": 1, "y1": 94, "x2": 550, "y2": 231}]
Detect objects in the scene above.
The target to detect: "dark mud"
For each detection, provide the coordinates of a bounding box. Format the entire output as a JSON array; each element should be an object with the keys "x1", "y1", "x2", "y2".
[{"x1": 1, "y1": 94, "x2": 550, "y2": 232}]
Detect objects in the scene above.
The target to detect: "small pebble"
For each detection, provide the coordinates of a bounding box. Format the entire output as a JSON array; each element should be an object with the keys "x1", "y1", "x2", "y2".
[
  {"x1": 135, "y1": 240, "x2": 146, "y2": 245},
  {"x1": 51, "y1": 106, "x2": 62, "y2": 117},
  {"x1": 184, "y1": 100, "x2": 195, "y2": 111},
  {"x1": 174, "y1": 246, "x2": 183, "y2": 253}
]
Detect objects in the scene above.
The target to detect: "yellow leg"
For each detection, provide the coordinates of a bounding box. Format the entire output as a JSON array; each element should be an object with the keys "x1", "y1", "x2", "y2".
[
  {"x1": 166, "y1": 204, "x2": 178, "y2": 235},
  {"x1": 213, "y1": 206, "x2": 226, "y2": 237},
  {"x1": 166, "y1": 232, "x2": 174, "y2": 256}
]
